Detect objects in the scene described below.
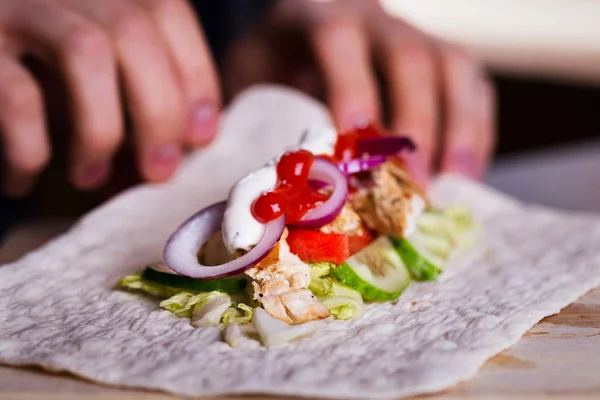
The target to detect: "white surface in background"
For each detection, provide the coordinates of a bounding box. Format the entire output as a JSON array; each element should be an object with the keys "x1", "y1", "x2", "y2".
[
  {"x1": 380, "y1": 0, "x2": 600, "y2": 85},
  {"x1": 486, "y1": 140, "x2": 600, "y2": 212}
]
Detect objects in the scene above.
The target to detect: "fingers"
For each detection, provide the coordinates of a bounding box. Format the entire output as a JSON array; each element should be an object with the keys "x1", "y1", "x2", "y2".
[
  {"x1": 8, "y1": 1, "x2": 122, "y2": 189},
  {"x1": 479, "y1": 80, "x2": 497, "y2": 170},
  {"x1": 372, "y1": 20, "x2": 494, "y2": 185},
  {"x1": 0, "y1": 0, "x2": 219, "y2": 194},
  {"x1": 0, "y1": 53, "x2": 50, "y2": 198},
  {"x1": 64, "y1": 0, "x2": 186, "y2": 183},
  {"x1": 382, "y1": 36, "x2": 438, "y2": 188},
  {"x1": 439, "y1": 46, "x2": 496, "y2": 179},
  {"x1": 222, "y1": 34, "x2": 280, "y2": 102},
  {"x1": 135, "y1": 0, "x2": 221, "y2": 147},
  {"x1": 311, "y1": 19, "x2": 380, "y2": 130}
]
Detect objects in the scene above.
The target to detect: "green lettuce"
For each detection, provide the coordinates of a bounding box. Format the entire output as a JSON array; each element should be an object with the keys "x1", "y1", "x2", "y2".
[
  {"x1": 416, "y1": 205, "x2": 480, "y2": 251},
  {"x1": 190, "y1": 293, "x2": 232, "y2": 327},
  {"x1": 308, "y1": 263, "x2": 364, "y2": 320},
  {"x1": 444, "y1": 205, "x2": 476, "y2": 231},
  {"x1": 160, "y1": 291, "x2": 229, "y2": 318},
  {"x1": 222, "y1": 303, "x2": 254, "y2": 325},
  {"x1": 118, "y1": 274, "x2": 249, "y2": 327},
  {"x1": 118, "y1": 273, "x2": 186, "y2": 298},
  {"x1": 311, "y1": 262, "x2": 334, "y2": 279},
  {"x1": 308, "y1": 262, "x2": 335, "y2": 297},
  {"x1": 321, "y1": 281, "x2": 364, "y2": 320}
]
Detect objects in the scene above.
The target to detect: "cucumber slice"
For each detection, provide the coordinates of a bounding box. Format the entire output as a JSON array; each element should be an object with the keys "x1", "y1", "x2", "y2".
[
  {"x1": 142, "y1": 263, "x2": 247, "y2": 294},
  {"x1": 333, "y1": 236, "x2": 411, "y2": 302},
  {"x1": 390, "y1": 235, "x2": 443, "y2": 281}
]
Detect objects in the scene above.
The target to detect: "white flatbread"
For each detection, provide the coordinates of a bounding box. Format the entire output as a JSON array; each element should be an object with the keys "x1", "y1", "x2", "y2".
[{"x1": 1, "y1": 85, "x2": 600, "y2": 399}]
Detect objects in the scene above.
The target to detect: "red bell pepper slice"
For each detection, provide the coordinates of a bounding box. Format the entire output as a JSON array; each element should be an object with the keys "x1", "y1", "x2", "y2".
[
  {"x1": 286, "y1": 229, "x2": 350, "y2": 265},
  {"x1": 348, "y1": 230, "x2": 375, "y2": 256}
]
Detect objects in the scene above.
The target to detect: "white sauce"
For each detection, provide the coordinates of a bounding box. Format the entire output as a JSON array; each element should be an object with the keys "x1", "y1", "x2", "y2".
[
  {"x1": 298, "y1": 125, "x2": 337, "y2": 156},
  {"x1": 403, "y1": 194, "x2": 426, "y2": 238},
  {"x1": 222, "y1": 125, "x2": 337, "y2": 252}
]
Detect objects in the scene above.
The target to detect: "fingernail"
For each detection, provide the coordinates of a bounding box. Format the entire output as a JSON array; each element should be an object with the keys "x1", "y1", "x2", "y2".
[
  {"x1": 74, "y1": 162, "x2": 110, "y2": 189},
  {"x1": 403, "y1": 150, "x2": 430, "y2": 189},
  {"x1": 148, "y1": 144, "x2": 181, "y2": 181},
  {"x1": 444, "y1": 149, "x2": 483, "y2": 179},
  {"x1": 189, "y1": 102, "x2": 219, "y2": 146}
]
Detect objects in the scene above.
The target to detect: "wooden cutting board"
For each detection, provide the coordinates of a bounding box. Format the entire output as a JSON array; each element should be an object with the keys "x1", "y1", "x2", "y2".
[{"x1": 1, "y1": 219, "x2": 599, "y2": 400}]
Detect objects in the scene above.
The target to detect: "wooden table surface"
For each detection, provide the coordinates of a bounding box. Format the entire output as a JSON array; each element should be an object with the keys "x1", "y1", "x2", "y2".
[{"x1": 3, "y1": 140, "x2": 600, "y2": 399}]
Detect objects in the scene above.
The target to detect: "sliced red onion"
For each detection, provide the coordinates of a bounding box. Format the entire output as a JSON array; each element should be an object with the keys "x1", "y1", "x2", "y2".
[
  {"x1": 356, "y1": 136, "x2": 416, "y2": 157},
  {"x1": 338, "y1": 155, "x2": 387, "y2": 175},
  {"x1": 308, "y1": 179, "x2": 329, "y2": 190},
  {"x1": 163, "y1": 201, "x2": 285, "y2": 279},
  {"x1": 291, "y1": 158, "x2": 348, "y2": 229}
]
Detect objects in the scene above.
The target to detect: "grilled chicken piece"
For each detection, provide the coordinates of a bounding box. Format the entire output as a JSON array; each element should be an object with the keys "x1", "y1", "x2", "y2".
[
  {"x1": 320, "y1": 202, "x2": 363, "y2": 235},
  {"x1": 245, "y1": 231, "x2": 330, "y2": 324},
  {"x1": 260, "y1": 289, "x2": 331, "y2": 325},
  {"x1": 351, "y1": 160, "x2": 428, "y2": 238}
]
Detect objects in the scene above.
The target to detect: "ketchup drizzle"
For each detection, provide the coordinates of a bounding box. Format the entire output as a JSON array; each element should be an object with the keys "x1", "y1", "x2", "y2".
[{"x1": 251, "y1": 150, "x2": 328, "y2": 224}]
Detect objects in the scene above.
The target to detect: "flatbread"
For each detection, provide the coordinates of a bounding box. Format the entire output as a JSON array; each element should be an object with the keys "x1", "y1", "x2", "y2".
[{"x1": 1, "y1": 85, "x2": 600, "y2": 399}]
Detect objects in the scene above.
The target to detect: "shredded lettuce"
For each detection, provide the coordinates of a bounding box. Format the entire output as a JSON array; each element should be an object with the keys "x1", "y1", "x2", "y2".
[
  {"x1": 159, "y1": 291, "x2": 228, "y2": 318},
  {"x1": 222, "y1": 303, "x2": 254, "y2": 325},
  {"x1": 309, "y1": 276, "x2": 333, "y2": 297},
  {"x1": 442, "y1": 205, "x2": 480, "y2": 251},
  {"x1": 311, "y1": 262, "x2": 334, "y2": 279},
  {"x1": 444, "y1": 205, "x2": 476, "y2": 231},
  {"x1": 308, "y1": 263, "x2": 364, "y2": 320},
  {"x1": 308, "y1": 262, "x2": 335, "y2": 297},
  {"x1": 191, "y1": 293, "x2": 232, "y2": 327},
  {"x1": 321, "y1": 281, "x2": 364, "y2": 320},
  {"x1": 118, "y1": 274, "x2": 254, "y2": 327},
  {"x1": 223, "y1": 322, "x2": 242, "y2": 347},
  {"x1": 118, "y1": 273, "x2": 186, "y2": 298},
  {"x1": 416, "y1": 206, "x2": 480, "y2": 251}
]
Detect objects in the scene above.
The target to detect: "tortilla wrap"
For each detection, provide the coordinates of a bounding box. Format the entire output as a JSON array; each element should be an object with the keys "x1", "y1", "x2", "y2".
[{"x1": 1, "y1": 85, "x2": 600, "y2": 399}]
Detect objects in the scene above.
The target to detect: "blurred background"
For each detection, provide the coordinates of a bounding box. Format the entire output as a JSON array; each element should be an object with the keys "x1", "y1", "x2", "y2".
[{"x1": 2, "y1": 0, "x2": 600, "y2": 242}]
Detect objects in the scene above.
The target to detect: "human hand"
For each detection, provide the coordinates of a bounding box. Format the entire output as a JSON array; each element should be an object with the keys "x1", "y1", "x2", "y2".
[
  {"x1": 223, "y1": 0, "x2": 495, "y2": 187},
  {"x1": 0, "y1": 0, "x2": 220, "y2": 198}
]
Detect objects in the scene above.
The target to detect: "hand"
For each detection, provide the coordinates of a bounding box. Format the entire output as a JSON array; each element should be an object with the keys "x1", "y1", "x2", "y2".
[
  {"x1": 0, "y1": 0, "x2": 221, "y2": 198},
  {"x1": 223, "y1": 0, "x2": 495, "y2": 187}
]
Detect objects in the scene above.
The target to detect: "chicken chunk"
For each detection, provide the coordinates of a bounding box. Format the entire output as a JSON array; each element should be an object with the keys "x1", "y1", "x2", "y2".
[
  {"x1": 320, "y1": 202, "x2": 363, "y2": 235},
  {"x1": 245, "y1": 231, "x2": 330, "y2": 324},
  {"x1": 351, "y1": 160, "x2": 428, "y2": 238}
]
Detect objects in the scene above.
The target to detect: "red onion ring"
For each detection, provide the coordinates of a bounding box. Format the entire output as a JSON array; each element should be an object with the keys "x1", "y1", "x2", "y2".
[
  {"x1": 163, "y1": 202, "x2": 285, "y2": 279},
  {"x1": 308, "y1": 179, "x2": 329, "y2": 190},
  {"x1": 356, "y1": 136, "x2": 416, "y2": 157},
  {"x1": 291, "y1": 158, "x2": 349, "y2": 229},
  {"x1": 338, "y1": 155, "x2": 387, "y2": 175}
]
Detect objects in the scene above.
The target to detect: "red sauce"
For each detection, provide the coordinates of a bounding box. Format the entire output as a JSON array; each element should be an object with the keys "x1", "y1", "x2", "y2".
[
  {"x1": 329, "y1": 123, "x2": 387, "y2": 195},
  {"x1": 252, "y1": 150, "x2": 329, "y2": 224},
  {"x1": 333, "y1": 123, "x2": 384, "y2": 161},
  {"x1": 252, "y1": 123, "x2": 387, "y2": 224}
]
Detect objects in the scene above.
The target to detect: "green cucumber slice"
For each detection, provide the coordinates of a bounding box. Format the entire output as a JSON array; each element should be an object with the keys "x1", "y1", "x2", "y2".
[
  {"x1": 333, "y1": 236, "x2": 411, "y2": 302},
  {"x1": 393, "y1": 206, "x2": 479, "y2": 281},
  {"x1": 390, "y1": 235, "x2": 443, "y2": 281},
  {"x1": 142, "y1": 263, "x2": 247, "y2": 294}
]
